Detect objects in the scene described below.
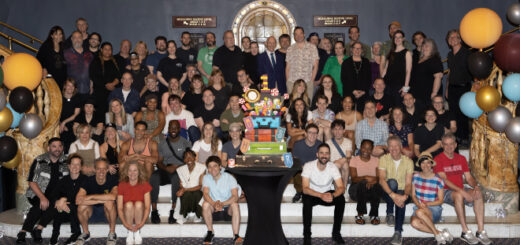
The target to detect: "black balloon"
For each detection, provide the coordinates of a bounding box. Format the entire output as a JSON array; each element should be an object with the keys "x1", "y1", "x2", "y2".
[
  {"x1": 468, "y1": 51, "x2": 493, "y2": 79},
  {"x1": 0, "y1": 136, "x2": 17, "y2": 162},
  {"x1": 8, "y1": 86, "x2": 34, "y2": 113}
]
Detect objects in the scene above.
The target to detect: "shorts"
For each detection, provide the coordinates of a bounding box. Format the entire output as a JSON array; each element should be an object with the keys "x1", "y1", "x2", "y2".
[
  {"x1": 212, "y1": 206, "x2": 231, "y2": 221},
  {"x1": 412, "y1": 205, "x2": 443, "y2": 223},
  {"x1": 443, "y1": 188, "x2": 474, "y2": 207},
  {"x1": 88, "y1": 204, "x2": 107, "y2": 223}
]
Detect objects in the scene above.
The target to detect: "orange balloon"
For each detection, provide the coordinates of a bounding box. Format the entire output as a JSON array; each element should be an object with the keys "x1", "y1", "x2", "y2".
[
  {"x1": 2, "y1": 149, "x2": 21, "y2": 170},
  {"x1": 476, "y1": 85, "x2": 501, "y2": 112},
  {"x1": 1, "y1": 53, "x2": 43, "y2": 91},
  {"x1": 0, "y1": 106, "x2": 13, "y2": 132},
  {"x1": 460, "y1": 8, "x2": 503, "y2": 49}
]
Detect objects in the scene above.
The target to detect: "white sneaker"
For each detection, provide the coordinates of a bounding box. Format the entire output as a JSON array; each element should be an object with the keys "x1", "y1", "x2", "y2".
[
  {"x1": 441, "y1": 228, "x2": 454, "y2": 243},
  {"x1": 126, "y1": 230, "x2": 134, "y2": 245},
  {"x1": 187, "y1": 212, "x2": 196, "y2": 222},
  {"x1": 177, "y1": 216, "x2": 186, "y2": 225},
  {"x1": 193, "y1": 216, "x2": 203, "y2": 223},
  {"x1": 133, "y1": 230, "x2": 142, "y2": 245}
]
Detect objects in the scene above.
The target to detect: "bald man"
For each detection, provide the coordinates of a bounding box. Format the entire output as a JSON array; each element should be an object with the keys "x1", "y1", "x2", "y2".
[{"x1": 257, "y1": 36, "x2": 287, "y2": 94}]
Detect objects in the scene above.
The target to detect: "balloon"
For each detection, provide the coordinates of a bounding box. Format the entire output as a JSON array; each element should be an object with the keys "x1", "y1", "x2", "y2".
[
  {"x1": 468, "y1": 51, "x2": 493, "y2": 79},
  {"x1": 487, "y1": 106, "x2": 512, "y2": 133},
  {"x1": 1, "y1": 53, "x2": 42, "y2": 90},
  {"x1": 0, "y1": 136, "x2": 17, "y2": 162},
  {"x1": 503, "y1": 73, "x2": 520, "y2": 102},
  {"x1": 493, "y1": 33, "x2": 520, "y2": 73},
  {"x1": 0, "y1": 106, "x2": 13, "y2": 132},
  {"x1": 459, "y1": 92, "x2": 483, "y2": 119},
  {"x1": 475, "y1": 86, "x2": 501, "y2": 112},
  {"x1": 8, "y1": 86, "x2": 34, "y2": 113},
  {"x1": 505, "y1": 117, "x2": 520, "y2": 143},
  {"x1": 19, "y1": 113, "x2": 43, "y2": 139},
  {"x1": 0, "y1": 89, "x2": 6, "y2": 113},
  {"x1": 7, "y1": 104, "x2": 23, "y2": 128},
  {"x1": 507, "y1": 3, "x2": 520, "y2": 26},
  {"x1": 459, "y1": 8, "x2": 503, "y2": 49},
  {"x1": 2, "y1": 149, "x2": 21, "y2": 170}
]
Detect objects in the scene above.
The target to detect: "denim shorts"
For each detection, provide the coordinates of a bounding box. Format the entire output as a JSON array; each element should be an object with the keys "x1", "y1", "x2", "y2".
[
  {"x1": 412, "y1": 205, "x2": 443, "y2": 223},
  {"x1": 443, "y1": 188, "x2": 474, "y2": 207}
]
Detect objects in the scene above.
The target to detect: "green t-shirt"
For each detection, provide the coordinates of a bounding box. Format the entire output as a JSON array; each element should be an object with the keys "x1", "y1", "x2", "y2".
[{"x1": 197, "y1": 46, "x2": 217, "y2": 84}]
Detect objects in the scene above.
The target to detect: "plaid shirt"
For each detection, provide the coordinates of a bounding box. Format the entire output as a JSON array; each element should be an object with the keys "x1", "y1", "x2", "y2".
[{"x1": 355, "y1": 118, "x2": 389, "y2": 149}]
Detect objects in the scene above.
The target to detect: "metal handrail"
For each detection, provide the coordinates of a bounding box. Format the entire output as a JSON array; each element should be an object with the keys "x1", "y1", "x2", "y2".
[
  {"x1": 0, "y1": 21, "x2": 42, "y2": 44},
  {"x1": 0, "y1": 31, "x2": 38, "y2": 53}
]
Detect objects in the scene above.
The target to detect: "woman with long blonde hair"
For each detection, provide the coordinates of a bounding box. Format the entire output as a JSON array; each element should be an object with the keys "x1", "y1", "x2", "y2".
[
  {"x1": 100, "y1": 124, "x2": 121, "y2": 175},
  {"x1": 286, "y1": 79, "x2": 311, "y2": 108},
  {"x1": 106, "y1": 98, "x2": 134, "y2": 142},
  {"x1": 133, "y1": 41, "x2": 148, "y2": 63},
  {"x1": 192, "y1": 122, "x2": 222, "y2": 164},
  {"x1": 117, "y1": 160, "x2": 151, "y2": 244}
]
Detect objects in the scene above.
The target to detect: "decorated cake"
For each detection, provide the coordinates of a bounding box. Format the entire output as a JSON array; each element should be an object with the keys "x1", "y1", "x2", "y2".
[{"x1": 232, "y1": 75, "x2": 293, "y2": 168}]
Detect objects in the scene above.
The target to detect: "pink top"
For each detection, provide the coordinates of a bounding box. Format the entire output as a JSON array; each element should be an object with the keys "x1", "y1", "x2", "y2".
[{"x1": 349, "y1": 156, "x2": 379, "y2": 177}]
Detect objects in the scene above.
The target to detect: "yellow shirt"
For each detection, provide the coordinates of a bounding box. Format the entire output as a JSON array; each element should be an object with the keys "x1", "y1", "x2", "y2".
[{"x1": 378, "y1": 154, "x2": 414, "y2": 190}]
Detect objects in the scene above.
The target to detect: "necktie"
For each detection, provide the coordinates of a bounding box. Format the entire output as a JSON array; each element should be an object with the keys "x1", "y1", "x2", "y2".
[{"x1": 270, "y1": 52, "x2": 276, "y2": 68}]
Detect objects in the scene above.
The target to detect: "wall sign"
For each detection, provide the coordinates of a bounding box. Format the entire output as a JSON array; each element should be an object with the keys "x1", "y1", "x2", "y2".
[
  {"x1": 172, "y1": 16, "x2": 217, "y2": 28},
  {"x1": 313, "y1": 15, "x2": 358, "y2": 27}
]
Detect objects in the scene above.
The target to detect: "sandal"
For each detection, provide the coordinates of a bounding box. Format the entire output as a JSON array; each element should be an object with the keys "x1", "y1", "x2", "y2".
[
  {"x1": 355, "y1": 215, "x2": 365, "y2": 225},
  {"x1": 370, "y1": 216, "x2": 381, "y2": 225}
]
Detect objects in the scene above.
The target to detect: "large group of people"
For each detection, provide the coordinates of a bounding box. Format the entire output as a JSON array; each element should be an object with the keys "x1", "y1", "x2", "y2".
[{"x1": 14, "y1": 17, "x2": 492, "y2": 245}]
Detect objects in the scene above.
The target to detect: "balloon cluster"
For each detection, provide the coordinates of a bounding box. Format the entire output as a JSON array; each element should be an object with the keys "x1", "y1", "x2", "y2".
[
  {"x1": 0, "y1": 53, "x2": 44, "y2": 168},
  {"x1": 459, "y1": 5, "x2": 520, "y2": 144}
]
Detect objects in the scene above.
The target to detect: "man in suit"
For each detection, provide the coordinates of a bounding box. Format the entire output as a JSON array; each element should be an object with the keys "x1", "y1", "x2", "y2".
[{"x1": 257, "y1": 36, "x2": 287, "y2": 94}]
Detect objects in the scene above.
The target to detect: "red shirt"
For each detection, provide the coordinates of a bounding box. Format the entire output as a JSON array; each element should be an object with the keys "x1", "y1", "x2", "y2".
[
  {"x1": 433, "y1": 152, "x2": 469, "y2": 189},
  {"x1": 117, "y1": 181, "x2": 152, "y2": 203}
]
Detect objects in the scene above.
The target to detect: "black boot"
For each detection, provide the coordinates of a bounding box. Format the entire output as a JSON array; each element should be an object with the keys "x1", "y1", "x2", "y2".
[
  {"x1": 30, "y1": 228, "x2": 43, "y2": 243},
  {"x1": 50, "y1": 231, "x2": 59, "y2": 245},
  {"x1": 168, "y1": 210, "x2": 177, "y2": 224},
  {"x1": 151, "y1": 210, "x2": 161, "y2": 224},
  {"x1": 16, "y1": 232, "x2": 26, "y2": 244}
]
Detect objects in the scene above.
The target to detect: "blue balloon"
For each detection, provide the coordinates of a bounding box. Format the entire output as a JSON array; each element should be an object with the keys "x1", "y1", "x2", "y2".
[
  {"x1": 7, "y1": 104, "x2": 23, "y2": 128},
  {"x1": 459, "y1": 92, "x2": 484, "y2": 119},
  {"x1": 503, "y1": 73, "x2": 520, "y2": 102}
]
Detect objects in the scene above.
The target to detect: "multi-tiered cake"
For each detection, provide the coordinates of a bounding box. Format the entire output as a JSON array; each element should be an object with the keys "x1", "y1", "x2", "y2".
[{"x1": 233, "y1": 76, "x2": 292, "y2": 168}]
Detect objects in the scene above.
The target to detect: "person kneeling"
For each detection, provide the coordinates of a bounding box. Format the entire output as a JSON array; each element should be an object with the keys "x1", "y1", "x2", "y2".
[
  {"x1": 76, "y1": 158, "x2": 118, "y2": 245},
  {"x1": 411, "y1": 153, "x2": 453, "y2": 245},
  {"x1": 201, "y1": 156, "x2": 242, "y2": 245},
  {"x1": 176, "y1": 149, "x2": 207, "y2": 223},
  {"x1": 302, "y1": 143, "x2": 345, "y2": 245},
  {"x1": 117, "y1": 161, "x2": 152, "y2": 245}
]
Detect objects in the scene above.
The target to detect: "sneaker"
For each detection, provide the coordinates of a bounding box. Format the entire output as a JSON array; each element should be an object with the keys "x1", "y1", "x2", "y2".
[
  {"x1": 332, "y1": 233, "x2": 346, "y2": 244},
  {"x1": 461, "y1": 230, "x2": 479, "y2": 245},
  {"x1": 151, "y1": 210, "x2": 161, "y2": 224},
  {"x1": 386, "y1": 214, "x2": 395, "y2": 227},
  {"x1": 390, "y1": 231, "x2": 402, "y2": 245},
  {"x1": 50, "y1": 231, "x2": 59, "y2": 245},
  {"x1": 303, "y1": 237, "x2": 311, "y2": 245},
  {"x1": 441, "y1": 228, "x2": 454, "y2": 243},
  {"x1": 126, "y1": 230, "x2": 135, "y2": 245},
  {"x1": 177, "y1": 216, "x2": 186, "y2": 224},
  {"x1": 65, "y1": 232, "x2": 81, "y2": 245},
  {"x1": 16, "y1": 232, "x2": 26, "y2": 244},
  {"x1": 476, "y1": 230, "x2": 492, "y2": 245},
  {"x1": 193, "y1": 216, "x2": 203, "y2": 223},
  {"x1": 233, "y1": 236, "x2": 244, "y2": 245},
  {"x1": 134, "y1": 230, "x2": 143, "y2": 245},
  {"x1": 292, "y1": 192, "x2": 302, "y2": 203},
  {"x1": 30, "y1": 228, "x2": 43, "y2": 243},
  {"x1": 435, "y1": 233, "x2": 447, "y2": 245},
  {"x1": 75, "y1": 233, "x2": 91, "y2": 245},
  {"x1": 203, "y1": 231, "x2": 214, "y2": 244},
  {"x1": 107, "y1": 232, "x2": 117, "y2": 245},
  {"x1": 168, "y1": 210, "x2": 177, "y2": 224}
]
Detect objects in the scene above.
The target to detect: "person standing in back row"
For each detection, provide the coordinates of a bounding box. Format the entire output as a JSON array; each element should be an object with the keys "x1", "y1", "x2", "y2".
[
  {"x1": 212, "y1": 30, "x2": 244, "y2": 88},
  {"x1": 286, "y1": 26, "x2": 319, "y2": 99}
]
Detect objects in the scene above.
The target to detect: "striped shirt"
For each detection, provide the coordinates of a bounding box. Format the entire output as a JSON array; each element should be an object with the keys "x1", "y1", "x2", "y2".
[{"x1": 413, "y1": 173, "x2": 445, "y2": 203}]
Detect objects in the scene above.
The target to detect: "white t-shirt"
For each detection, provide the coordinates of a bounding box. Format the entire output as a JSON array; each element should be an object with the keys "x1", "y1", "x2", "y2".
[
  {"x1": 301, "y1": 159, "x2": 341, "y2": 193},
  {"x1": 122, "y1": 89, "x2": 131, "y2": 102},
  {"x1": 393, "y1": 159, "x2": 402, "y2": 174},
  {"x1": 176, "y1": 162, "x2": 207, "y2": 189},
  {"x1": 68, "y1": 139, "x2": 100, "y2": 158},
  {"x1": 192, "y1": 140, "x2": 223, "y2": 153},
  {"x1": 326, "y1": 138, "x2": 353, "y2": 162},
  {"x1": 163, "y1": 109, "x2": 197, "y2": 134}
]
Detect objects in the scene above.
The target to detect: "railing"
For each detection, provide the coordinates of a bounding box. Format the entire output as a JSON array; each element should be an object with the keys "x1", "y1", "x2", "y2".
[{"x1": 0, "y1": 21, "x2": 42, "y2": 53}]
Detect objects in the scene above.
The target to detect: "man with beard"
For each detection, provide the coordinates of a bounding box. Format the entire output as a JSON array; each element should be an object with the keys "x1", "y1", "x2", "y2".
[
  {"x1": 146, "y1": 36, "x2": 168, "y2": 74},
  {"x1": 64, "y1": 17, "x2": 89, "y2": 49},
  {"x1": 177, "y1": 31, "x2": 198, "y2": 65},
  {"x1": 16, "y1": 138, "x2": 69, "y2": 244},
  {"x1": 348, "y1": 26, "x2": 371, "y2": 60},
  {"x1": 87, "y1": 32, "x2": 101, "y2": 57},
  {"x1": 64, "y1": 31, "x2": 94, "y2": 103},
  {"x1": 212, "y1": 30, "x2": 244, "y2": 87},
  {"x1": 197, "y1": 32, "x2": 217, "y2": 85},
  {"x1": 301, "y1": 143, "x2": 346, "y2": 245}
]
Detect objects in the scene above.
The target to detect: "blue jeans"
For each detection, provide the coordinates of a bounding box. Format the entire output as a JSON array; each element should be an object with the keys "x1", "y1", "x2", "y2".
[
  {"x1": 412, "y1": 205, "x2": 443, "y2": 223},
  {"x1": 383, "y1": 179, "x2": 409, "y2": 232}
]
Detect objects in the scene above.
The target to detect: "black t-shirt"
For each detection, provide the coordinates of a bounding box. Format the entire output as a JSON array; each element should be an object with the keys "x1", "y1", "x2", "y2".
[
  {"x1": 61, "y1": 95, "x2": 81, "y2": 127},
  {"x1": 194, "y1": 105, "x2": 222, "y2": 123},
  {"x1": 414, "y1": 123, "x2": 444, "y2": 157},
  {"x1": 210, "y1": 86, "x2": 231, "y2": 112},
  {"x1": 181, "y1": 91, "x2": 203, "y2": 113},
  {"x1": 275, "y1": 49, "x2": 286, "y2": 61},
  {"x1": 176, "y1": 47, "x2": 198, "y2": 65},
  {"x1": 437, "y1": 110, "x2": 455, "y2": 131},
  {"x1": 126, "y1": 65, "x2": 150, "y2": 93},
  {"x1": 36, "y1": 41, "x2": 67, "y2": 88},
  {"x1": 27, "y1": 160, "x2": 61, "y2": 197},
  {"x1": 114, "y1": 53, "x2": 130, "y2": 72},
  {"x1": 371, "y1": 93, "x2": 394, "y2": 118},
  {"x1": 54, "y1": 174, "x2": 87, "y2": 202},
  {"x1": 212, "y1": 45, "x2": 244, "y2": 86},
  {"x1": 157, "y1": 57, "x2": 186, "y2": 91},
  {"x1": 410, "y1": 56, "x2": 443, "y2": 101},
  {"x1": 447, "y1": 46, "x2": 472, "y2": 86},
  {"x1": 80, "y1": 174, "x2": 118, "y2": 195},
  {"x1": 140, "y1": 90, "x2": 162, "y2": 109},
  {"x1": 244, "y1": 52, "x2": 260, "y2": 85}
]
